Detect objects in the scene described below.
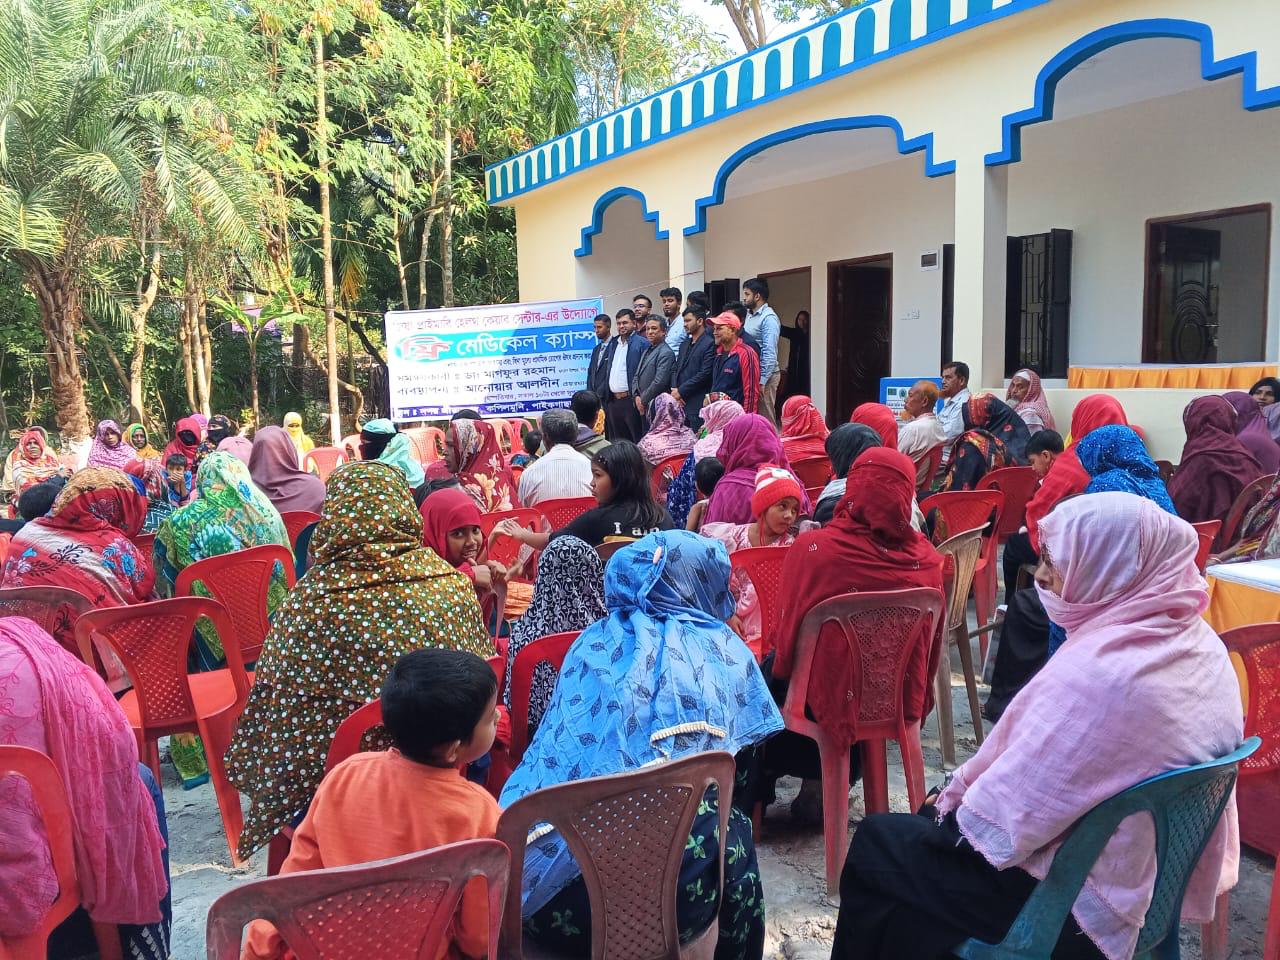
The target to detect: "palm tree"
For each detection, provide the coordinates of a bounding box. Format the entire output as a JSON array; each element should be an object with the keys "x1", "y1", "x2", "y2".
[{"x1": 0, "y1": 0, "x2": 254, "y2": 439}]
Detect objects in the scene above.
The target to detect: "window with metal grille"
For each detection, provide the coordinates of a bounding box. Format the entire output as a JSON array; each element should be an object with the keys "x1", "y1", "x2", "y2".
[{"x1": 1005, "y1": 229, "x2": 1072, "y2": 379}]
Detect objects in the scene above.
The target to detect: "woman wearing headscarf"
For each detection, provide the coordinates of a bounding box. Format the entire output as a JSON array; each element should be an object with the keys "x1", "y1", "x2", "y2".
[
  {"x1": 1078, "y1": 425, "x2": 1176, "y2": 513},
  {"x1": 833, "y1": 494, "x2": 1243, "y2": 960},
  {"x1": 502, "y1": 531, "x2": 783, "y2": 960},
  {"x1": 249, "y1": 425, "x2": 327, "y2": 516},
  {"x1": 126, "y1": 422, "x2": 162, "y2": 460},
  {"x1": 376, "y1": 432, "x2": 429, "y2": 504},
  {"x1": 194, "y1": 414, "x2": 237, "y2": 471},
  {"x1": 1005, "y1": 369, "x2": 1056, "y2": 433},
  {"x1": 780, "y1": 395, "x2": 830, "y2": 464},
  {"x1": 444, "y1": 418, "x2": 519, "y2": 513},
  {"x1": 359, "y1": 418, "x2": 397, "y2": 460},
  {"x1": 702, "y1": 414, "x2": 806, "y2": 526},
  {"x1": 161, "y1": 416, "x2": 202, "y2": 471},
  {"x1": 86, "y1": 419, "x2": 137, "y2": 470},
  {"x1": 282, "y1": 411, "x2": 315, "y2": 466},
  {"x1": 935, "y1": 395, "x2": 1031, "y2": 495},
  {"x1": 1250, "y1": 376, "x2": 1280, "y2": 408},
  {"x1": 1168, "y1": 395, "x2": 1265, "y2": 525},
  {"x1": 763, "y1": 449, "x2": 944, "y2": 820},
  {"x1": 1218, "y1": 473, "x2": 1280, "y2": 562},
  {"x1": 637, "y1": 392, "x2": 697, "y2": 466},
  {"x1": 420, "y1": 486, "x2": 508, "y2": 630},
  {"x1": 9, "y1": 428, "x2": 62, "y2": 504},
  {"x1": 227, "y1": 461, "x2": 491, "y2": 858},
  {"x1": 812, "y1": 424, "x2": 881, "y2": 525},
  {"x1": 124, "y1": 457, "x2": 177, "y2": 533},
  {"x1": 1223, "y1": 390, "x2": 1280, "y2": 474},
  {"x1": 0, "y1": 618, "x2": 170, "y2": 959},
  {"x1": 849, "y1": 402, "x2": 898, "y2": 450},
  {"x1": 501, "y1": 535, "x2": 606, "y2": 739},
  {"x1": 665, "y1": 399, "x2": 746, "y2": 528}
]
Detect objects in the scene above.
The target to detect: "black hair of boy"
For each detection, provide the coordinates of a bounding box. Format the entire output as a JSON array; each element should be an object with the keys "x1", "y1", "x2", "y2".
[
  {"x1": 382, "y1": 648, "x2": 497, "y2": 767},
  {"x1": 166, "y1": 454, "x2": 188, "y2": 470},
  {"x1": 522, "y1": 429, "x2": 542, "y2": 457},
  {"x1": 694, "y1": 456, "x2": 726, "y2": 497},
  {"x1": 1026, "y1": 429, "x2": 1065, "y2": 457},
  {"x1": 17, "y1": 478, "x2": 64, "y2": 521}
]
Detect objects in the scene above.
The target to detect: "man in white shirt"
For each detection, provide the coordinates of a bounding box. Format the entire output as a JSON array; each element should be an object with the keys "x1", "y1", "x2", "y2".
[
  {"x1": 518, "y1": 408, "x2": 593, "y2": 507},
  {"x1": 938, "y1": 360, "x2": 972, "y2": 465},
  {"x1": 897, "y1": 380, "x2": 949, "y2": 488},
  {"x1": 604, "y1": 309, "x2": 645, "y2": 441}
]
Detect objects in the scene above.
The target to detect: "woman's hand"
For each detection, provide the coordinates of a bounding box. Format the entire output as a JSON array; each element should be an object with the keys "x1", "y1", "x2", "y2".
[
  {"x1": 472, "y1": 564, "x2": 493, "y2": 590},
  {"x1": 494, "y1": 518, "x2": 528, "y2": 544},
  {"x1": 485, "y1": 560, "x2": 509, "y2": 585}
]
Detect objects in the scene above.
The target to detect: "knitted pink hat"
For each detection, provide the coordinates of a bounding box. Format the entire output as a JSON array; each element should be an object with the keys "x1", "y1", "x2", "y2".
[{"x1": 749, "y1": 464, "x2": 803, "y2": 519}]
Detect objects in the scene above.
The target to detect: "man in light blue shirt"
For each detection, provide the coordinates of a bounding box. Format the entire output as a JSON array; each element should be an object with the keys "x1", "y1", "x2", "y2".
[
  {"x1": 660, "y1": 286, "x2": 686, "y2": 352},
  {"x1": 743, "y1": 276, "x2": 781, "y2": 426}
]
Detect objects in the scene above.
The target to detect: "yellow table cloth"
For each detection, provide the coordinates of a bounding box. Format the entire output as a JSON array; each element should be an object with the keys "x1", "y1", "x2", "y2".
[
  {"x1": 1204, "y1": 572, "x2": 1280, "y2": 634},
  {"x1": 1068, "y1": 364, "x2": 1277, "y2": 390}
]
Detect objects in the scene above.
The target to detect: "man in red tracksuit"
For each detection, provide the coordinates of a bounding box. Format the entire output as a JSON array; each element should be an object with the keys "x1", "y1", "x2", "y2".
[{"x1": 709, "y1": 312, "x2": 760, "y2": 413}]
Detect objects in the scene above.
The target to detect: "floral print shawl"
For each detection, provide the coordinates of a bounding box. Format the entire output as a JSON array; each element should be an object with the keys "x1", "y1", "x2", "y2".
[{"x1": 446, "y1": 418, "x2": 519, "y2": 512}]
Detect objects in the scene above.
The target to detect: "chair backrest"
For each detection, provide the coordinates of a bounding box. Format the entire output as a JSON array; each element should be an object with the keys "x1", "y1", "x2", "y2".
[
  {"x1": 130, "y1": 531, "x2": 156, "y2": 557},
  {"x1": 0, "y1": 745, "x2": 82, "y2": 960},
  {"x1": 782, "y1": 588, "x2": 944, "y2": 742},
  {"x1": 480, "y1": 508, "x2": 543, "y2": 571},
  {"x1": 933, "y1": 527, "x2": 985, "y2": 633},
  {"x1": 790, "y1": 456, "x2": 832, "y2": 489},
  {"x1": 205, "y1": 839, "x2": 510, "y2": 960},
  {"x1": 537, "y1": 496, "x2": 596, "y2": 530},
  {"x1": 919, "y1": 443, "x2": 945, "y2": 494},
  {"x1": 294, "y1": 522, "x2": 319, "y2": 579},
  {"x1": 303, "y1": 446, "x2": 347, "y2": 482},
  {"x1": 1191, "y1": 520, "x2": 1221, "y2": 574},
  {"x1": 804, "y1": 485, "x2": 826, "y2": 508},
  {"x1": 403, "y1": 427, "x2": 445, "y2": 465},
  {"x1": 1221, "y1": 623, "x2": 1280, "y2": 776},
  {"x1": 650, "y1": 454, "x2": 689, "y2": 498},
  {"x1": 340, "y1": 434, "x2": 362, "y2": 461},
  {"x1": 958, "y1": 739, "x2": 1259, "y2": 959},
  {"x1": 74, "y1": 597, "x2": 247, "y2": 736},
  {"x1": 729, "y1": 546, "x2": 791, "y2": 658},
  {"x1": 496, "y1": 751, "x2": 736, "y2": 960},
  {"x1": 508, "y1": 630, "x2": 580, "y2": 761},
  {"x1": 511, "y1": 418, "x2": 533, "y2": 441},
  {"x1": 925, "y1": 490, "x2": 1004, "y2": 548},
  {"x1": 175, "y1": 544, "x2": 297, "y2": 665},
  {"x1": 0, "y1": 585, "x2": 96, "y2": 651},
  {"x1": 325, "y1": 700, "x2": 384, "y2": 773},
  {"x1": 1219, "y1": 472, "x2": 1277, "y2": 550},
  {"x1": 494, "y1": 419, "x2": 520, "y2": 455},
  {"x1": 280, "y1": 511, "x2": 323, "y2": 554},
  {"x1": 977, "y1": 466, "x2": 1039, "y2": 540},
  {"x1": 595, "y1": 539, "x2": 633, "y2": 563}
]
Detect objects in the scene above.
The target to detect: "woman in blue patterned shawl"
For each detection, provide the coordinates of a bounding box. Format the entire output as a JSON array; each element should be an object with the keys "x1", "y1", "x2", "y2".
[
  {"x1": 1077, "y1": 425, "x2": 1176, "y2": 514},
  {"x1": 501, "y1": 529, "x2": 782, "y2": 960}
]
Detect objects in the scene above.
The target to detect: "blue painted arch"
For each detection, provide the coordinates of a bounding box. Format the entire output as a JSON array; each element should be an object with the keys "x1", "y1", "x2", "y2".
[
  {"x1": 685, "y1": 115, "x2": 955, "y2": 236},
  {"x1": 574, "y1": 187, "x2": 671, "y2": 258},
  {"x1": 987, "y1": 18, "x2": 1280, "y2": 166}
]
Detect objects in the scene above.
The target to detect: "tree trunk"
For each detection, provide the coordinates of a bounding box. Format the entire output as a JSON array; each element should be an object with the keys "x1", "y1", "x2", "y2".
[
  {"x1": 183, "y1": 269, "x2": 211, "y2": 417},
  {"x1": 418, "y1": 209, "x2": 436, "y2": 310},
  {"x1": 179, "y1": 261, "x2": 197, "y2": 410},
  {"x1": 393, "y1": 222, "x2": 410, "y2": 310},
  {"x1": 128, "y1": 246, "x2": 163, "y2": 421},
  {"x1": 197, "y1": 302, "x2": 213, "y2": 417},
  {"x1": 440, "y1": 3, "x2": 454, "y2": 308},
  {"x1": 248, "y1": 333, "x2": 260, "y2": 429},
  {"x1": 18, "y1": 256, "x2": 92, "y2": 440},
  {"x1": 314, "y1": 30, "x2": 342, "y2": 443}
]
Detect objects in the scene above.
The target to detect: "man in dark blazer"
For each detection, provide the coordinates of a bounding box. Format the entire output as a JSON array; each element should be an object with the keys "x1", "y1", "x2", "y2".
[
  {"x1": 588, "y1": 313, "x2": 613, "y2": 404},
  {"x1": 600, "y1": 308, "x2": 647, "y2": 442},
  {"x1": 632, "y1": 316, "x2": 676, "y2": 420},
  {"x1": 670, "y1": 306, "x2": 716, "y2": 430}
]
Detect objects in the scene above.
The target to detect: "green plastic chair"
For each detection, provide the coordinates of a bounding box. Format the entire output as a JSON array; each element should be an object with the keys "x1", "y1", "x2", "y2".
[{"x1": 955, "y1": 736, "x2": 1260, "y2": 960}]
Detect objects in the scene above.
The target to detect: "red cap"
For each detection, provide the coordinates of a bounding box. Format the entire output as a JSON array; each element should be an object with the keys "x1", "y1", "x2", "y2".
[{"x1": 710, "y1": 312, "x2": 742, "y2": 330}]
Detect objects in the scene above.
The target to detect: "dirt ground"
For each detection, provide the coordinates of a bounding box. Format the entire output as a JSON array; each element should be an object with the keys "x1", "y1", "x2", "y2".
[{"x1": 164, "y1": 646, "x2": 1275, "y2": 960}]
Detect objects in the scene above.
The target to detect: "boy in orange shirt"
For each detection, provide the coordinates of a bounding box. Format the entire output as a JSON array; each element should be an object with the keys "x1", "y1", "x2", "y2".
[{"x1": 243, "y1": 649, "x2": 502, "y2": 960}]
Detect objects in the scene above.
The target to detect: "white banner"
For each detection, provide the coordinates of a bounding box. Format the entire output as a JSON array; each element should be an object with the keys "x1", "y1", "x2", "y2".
[{"x1": 385, "y1": 297, "x2": 604, "y2": 420}]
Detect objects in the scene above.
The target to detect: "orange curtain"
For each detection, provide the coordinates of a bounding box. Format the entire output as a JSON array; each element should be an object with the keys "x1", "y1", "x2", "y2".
[{"x1": 1068, "y1": 365, "x2": 1278, "y2": 390}]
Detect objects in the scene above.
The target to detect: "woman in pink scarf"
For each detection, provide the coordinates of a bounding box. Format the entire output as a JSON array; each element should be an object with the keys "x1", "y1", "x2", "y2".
[
  {"x1": 1223, "y1": 390, "x2": 1280, "y2": 474},
  {"x1": 0, "y1": 617, "x2": 169, "y2": 955},
  {"x1": 692, "y1": 398, "x2": 746, "y2": 462},
  {"x1": 702, "y1": 414, "x2": 807, "y2": 525},
  {"x1": 637, "y1": 393, "x2": 697, "y2": 466},
  {"x1": 86, "y1": 418, "x2": 138, "y2": 469},
  {"x1": 832, "y1": 492, "x2": 1243, "y2": 960},
  {"x1": 1006, "y1": 369, "x2": 1056, "y2": 433}
]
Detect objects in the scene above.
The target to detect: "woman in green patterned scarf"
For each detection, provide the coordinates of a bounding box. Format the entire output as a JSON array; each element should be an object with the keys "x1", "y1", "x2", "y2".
[
  {"x1": 226, "y1": 460, "x2": 491, "y2": 858},
  {"x1": 155, "y1": 451, "x2": 290, "y2": 787}
]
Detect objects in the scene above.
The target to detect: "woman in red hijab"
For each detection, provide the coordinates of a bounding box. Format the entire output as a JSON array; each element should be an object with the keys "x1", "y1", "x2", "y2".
[
  {"x1": 419, "y1": 487, "x2": 507, "y2": 631},
  {"x1": 849, "y1": 402, "x2": 898, "y2": 450},
  {"x1": 162, "y1": 415, "x2": 203, "y2": 471},
  {"x1": 760, "y1": 448, "x2": 944, "y2": 820},
  {"x1": 780, "y1": 395, "x2": 830, "y2": 463},
  {"x1": 1168, "y1": 395, "x2": 1265, "y2": 525}
]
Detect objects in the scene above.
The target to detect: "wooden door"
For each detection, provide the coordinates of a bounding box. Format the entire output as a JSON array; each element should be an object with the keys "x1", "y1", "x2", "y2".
[
  {"x1": 827, "y1": 257, "x2": 892, "y2": 423},
  {"x1": 1146, "y1": 225, "x2": 1221, "y2": 363}
]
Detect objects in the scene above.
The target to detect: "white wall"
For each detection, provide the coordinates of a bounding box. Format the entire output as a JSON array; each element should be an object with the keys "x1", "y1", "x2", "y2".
[
  {"x1": 1009, "y1": 80, "x2": 1280, "y2": 365},
  {"x1": 574, "y1": 195, "x2": 670, "y2": 316},
  {"x1": 702, "y1": 153, "x2": 954, "y2": 417}
]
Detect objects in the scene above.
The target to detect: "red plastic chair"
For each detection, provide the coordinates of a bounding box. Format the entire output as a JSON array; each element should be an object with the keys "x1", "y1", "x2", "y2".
[
  {"x1": 496, "y1": 751, "x2": 734, "y2": 960},
  {"x1": 510, "y1": 418, "x2": 533, "y2": 442},
  {"x1": 925, "y1": 490, "x2": 1004, "y2": 651},
  {"x1": 976, "y1": 466, "x2": 1039, "y2": 545},
  {"x1": 280, "y1": 511, "x2": 322, "y2": 554},
  {"x1": 340, "y1": 433, "x2": 362, "y2": 461},
  {"x1": 207, "y1": 840, "x2": 510, "y2": 960},
  {"x1": 1192, "y1": 520, "x2": 1221, "y2": 574},
  {"x1": 130, "y1": 531, "x2": 156, "y2": 558},
  {"x1": 303, "y1": 446, "x2": 347, "y2": 481},
  {"x1": 650, "y1": 453, "x2": 689, "y2": 499},
  {"x1": 493, "y1": 419, "x2": 521, "y2": 455},
  {"x1": 175, "y1": 544, "x2": 296, "y2": 667},
  {"x1": 779, "y1": 588, "x2": 944, "y2": 894},
  {"x1": 918, "y1": 443, "x2": 945, "y2": 495},
  {"x1": 488, "y1": 630, "x2": 580, "y2": 796},
  {"x1": 1218, "y1": 472, "x2": 1276, "y2": 551},
  {"x1": 480, "y1": 508, "x2": 543, "y2": 576},
  {"x1": 0, "y1": 746, "x2": 123, "y2": 960},
  {"x1": 804, "y1": 485, "x2": 826, "y2": 508},
  {"x1": 728, "y1": 545, "x2": 790, "y2": 661},
  {"x1": 790, "y1": 456, "x2": 833, "y2": 489},
  {"x1": 537, "y1": 496, "x2": 596, "y2": 530},
  {"x1": 404, "y1": 426, "x2": 446, "y2": 464},
  {"x1": 74, "y1": 597, "x2": 250, "y2": 866},
  {"x1": 0, "y1": 585, "x2": 96, "y2": 659}
]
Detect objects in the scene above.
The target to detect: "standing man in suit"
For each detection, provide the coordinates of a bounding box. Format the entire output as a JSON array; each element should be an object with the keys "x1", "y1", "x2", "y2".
[
  {"x1": 588, "y1": 312, "x2": 613, "y2": 405},
  {"x1": 633, "y1": 316, "x2": 676, "y2": 422},
  {"x1": 671, "y1": 306, "x2": 715, "y2": 430},
  {"x1": 602, "y1": 308, "x2": 646, "y2": 442}
]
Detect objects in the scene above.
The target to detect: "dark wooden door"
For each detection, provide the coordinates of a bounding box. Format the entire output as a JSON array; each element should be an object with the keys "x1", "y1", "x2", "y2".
[
  {"x1": 1146, "y1": 225, "x2": 1220, "y2": 363},
  {"x1": 827, "y1": 258, "x2": 892, "y2": 423}
]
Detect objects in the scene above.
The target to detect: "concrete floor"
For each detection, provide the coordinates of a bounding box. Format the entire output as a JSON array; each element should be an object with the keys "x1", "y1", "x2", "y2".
[{"x1": 164, "y1": 649, "x2": 1275, "y2": 959}]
